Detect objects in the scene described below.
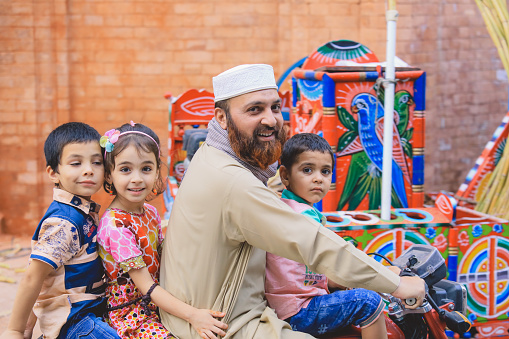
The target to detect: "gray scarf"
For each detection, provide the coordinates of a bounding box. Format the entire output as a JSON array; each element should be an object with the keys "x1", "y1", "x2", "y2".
[{"x1": 205, "y1": 118, "x2": 277, "y2": 186}]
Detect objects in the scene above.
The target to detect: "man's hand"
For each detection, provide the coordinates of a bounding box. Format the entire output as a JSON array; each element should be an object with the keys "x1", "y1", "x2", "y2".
[
  {"x1": 391, "y1": 275, "x2": 426, "y2": 309},
  {"x1": 387, "y1": 265, "x2": 401, "y2": 275},
  {"x1": 189, "y1": 309, "x2": 228, "y2": 339}
]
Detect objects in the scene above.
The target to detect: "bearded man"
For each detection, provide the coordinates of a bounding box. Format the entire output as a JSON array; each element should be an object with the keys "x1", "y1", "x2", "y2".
[{"x1": 159, "y1": 64, "x2": 425, "y2": 339}]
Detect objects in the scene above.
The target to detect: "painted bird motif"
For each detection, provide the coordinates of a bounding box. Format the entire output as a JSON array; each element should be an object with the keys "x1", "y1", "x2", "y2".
[
  {"x1": 394, "y1": 90, "x2": 414, "y2": 135},
  {"x1": 350, "y1": 92, "x2": 410, "y2": 208}
]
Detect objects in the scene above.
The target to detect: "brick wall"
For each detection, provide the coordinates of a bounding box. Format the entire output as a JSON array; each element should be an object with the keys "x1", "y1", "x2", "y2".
[
  {"x1": 0, "y1": 0, "x2": 506, "y2": 235},
  {"x1": 397, "y1": 0, "x2": 507, "y2": 193}
]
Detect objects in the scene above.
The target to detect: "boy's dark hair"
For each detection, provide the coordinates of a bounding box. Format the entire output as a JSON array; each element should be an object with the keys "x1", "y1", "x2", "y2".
[
  {"x1": 103, "y1": 122, "x2": 166, "y2": 199},
  {"x1": 280, "y1": 133, "x2": 334, "y2": 169},
  {"x1": 44, "y1": 122, "x2": 101, "y2": 172}
]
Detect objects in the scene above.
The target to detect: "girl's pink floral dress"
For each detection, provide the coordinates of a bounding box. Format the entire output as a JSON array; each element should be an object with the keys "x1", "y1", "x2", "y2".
[{"x1": 98, "y1": 204, "x2": 175, "y2": 338}]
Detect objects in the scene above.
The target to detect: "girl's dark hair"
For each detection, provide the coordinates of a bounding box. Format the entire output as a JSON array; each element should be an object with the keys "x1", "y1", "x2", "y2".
[
  {"x1": 280, "y1": 133, "x2": 334, "y2": 169},
  {"x1": 44, "y1": 122, "x2": 101, "y2": 172},
  {"x1": 103, "y1": 123, "x2": 166, "y2": 200}
]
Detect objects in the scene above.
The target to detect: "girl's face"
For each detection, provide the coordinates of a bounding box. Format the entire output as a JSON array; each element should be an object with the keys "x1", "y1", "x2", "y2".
[{"x1": 107, "y1": 144, "x2": 159, "y2": 213}]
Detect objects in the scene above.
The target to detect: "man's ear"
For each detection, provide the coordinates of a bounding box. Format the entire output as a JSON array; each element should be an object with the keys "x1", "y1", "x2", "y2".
[
  {"x1": 279, "y1": 165, "x2": 290, "y2": 188},
  {"x1": 47, "y1": 166, "x2": 59, "y2": 185},
  {"x1": 215, "y1": 107, "x2": 228, "y2": 130}
]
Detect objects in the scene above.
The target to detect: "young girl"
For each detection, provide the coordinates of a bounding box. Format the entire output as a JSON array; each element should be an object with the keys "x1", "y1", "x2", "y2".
[{"x1": 97, "y1": 121, "x2": 228, "y2": 339}]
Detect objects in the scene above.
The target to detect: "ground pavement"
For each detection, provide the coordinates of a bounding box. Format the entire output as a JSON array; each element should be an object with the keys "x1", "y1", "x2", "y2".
[{"x1": 0, "y1": 234, "x2": 42, "y2": 337}]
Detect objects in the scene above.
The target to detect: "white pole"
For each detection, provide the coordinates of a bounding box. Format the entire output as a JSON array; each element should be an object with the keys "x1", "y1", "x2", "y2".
[{"x1": 381, "y1": 7, "x2": 399, "y2": 221}]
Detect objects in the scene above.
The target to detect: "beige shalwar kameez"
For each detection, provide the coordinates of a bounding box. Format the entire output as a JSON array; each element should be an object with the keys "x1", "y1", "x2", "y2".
[{"x1": 160, "y1": 143, "x2": 400, "y2": 339}]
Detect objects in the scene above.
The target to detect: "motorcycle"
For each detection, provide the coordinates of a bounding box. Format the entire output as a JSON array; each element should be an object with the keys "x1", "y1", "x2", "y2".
[{"x1": 323, "y1": 244, "x2": 472, "y2": 339}]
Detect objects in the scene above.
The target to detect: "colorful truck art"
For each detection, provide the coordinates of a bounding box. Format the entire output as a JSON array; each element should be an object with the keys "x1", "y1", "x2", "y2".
[
  {"x1": 289, "y1": 40, "x2": 426, "y2": 212},
  {"x1": 165, "y1": 88, "x2": 214, "y2": 184},
  {"x1": 456, "y1": 112, "x2": 509, "y2": 209},
  {"x1": 322, "y1": 194, "x2": 509, "y2": 337},
  {"x1": 455, "y1": 219, "x2": 509, "y2": 334},
  {"x1": 324, "y1": 207, "x2": 450, "y2": 261}
]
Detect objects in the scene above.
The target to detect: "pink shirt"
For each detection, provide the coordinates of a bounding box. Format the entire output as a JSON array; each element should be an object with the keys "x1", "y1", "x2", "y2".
[
  {"x1": 265, "y1": 195, "x2": 329, "y2": 320},
  {"x1": 97, "y1": 203, "x2": 163, "y2": 282}
]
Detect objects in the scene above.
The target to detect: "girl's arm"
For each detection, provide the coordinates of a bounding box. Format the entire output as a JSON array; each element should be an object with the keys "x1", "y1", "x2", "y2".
[
  {"x1": 129, "y1": 267, "x2": 228, "y2": 339},
  {"x1": 1, "y1": 260, "x2": 53, "y2": 339},
  {"x1": 24, "y1": 311, "x2": 37, "y2": 339}
]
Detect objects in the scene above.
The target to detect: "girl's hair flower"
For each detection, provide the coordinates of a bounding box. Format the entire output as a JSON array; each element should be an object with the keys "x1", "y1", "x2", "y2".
[{"x1": 100, "y1": 129, "x2": 121, "y2": 153}]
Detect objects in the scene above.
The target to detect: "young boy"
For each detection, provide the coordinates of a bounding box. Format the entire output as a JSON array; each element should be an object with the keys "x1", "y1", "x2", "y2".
[
  {"x1": 2, "y1": 122, "x2": 119, "y2": 339},
  {"x1": 265, "y1": 133, "x2": 389, "y2": 339}
]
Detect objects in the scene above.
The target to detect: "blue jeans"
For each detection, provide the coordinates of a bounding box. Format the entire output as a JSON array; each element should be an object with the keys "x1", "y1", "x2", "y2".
[
  {"x1": 63, "y1": 313, "x2": 120, "y2": 339},
  {"x1": 287, "y1": 289, "x2": 384, "y2": 336}
]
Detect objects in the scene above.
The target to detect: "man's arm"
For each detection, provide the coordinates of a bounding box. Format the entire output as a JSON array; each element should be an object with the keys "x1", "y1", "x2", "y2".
[
  {"x1": 1, "y1": 260, "x2": 53, "y2": 339},
  {"x1": 228, "y1": 175, "x2": 425, "y2": 295}
]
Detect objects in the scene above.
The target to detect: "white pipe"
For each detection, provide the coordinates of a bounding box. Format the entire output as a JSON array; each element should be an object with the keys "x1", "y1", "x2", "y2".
[{"x1": 381, "y1": 10, "x2": 399, "y2": 221}]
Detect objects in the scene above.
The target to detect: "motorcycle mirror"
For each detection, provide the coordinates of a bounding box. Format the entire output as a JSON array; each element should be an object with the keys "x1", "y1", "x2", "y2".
[{"x1": 443, "y1": 310, "x2": 472, "y2": 334}]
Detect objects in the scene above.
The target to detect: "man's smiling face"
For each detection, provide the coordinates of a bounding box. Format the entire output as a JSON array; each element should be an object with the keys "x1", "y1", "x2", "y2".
[{"x1": 217, "y1": 89, "x2": 286, "y2": 169}]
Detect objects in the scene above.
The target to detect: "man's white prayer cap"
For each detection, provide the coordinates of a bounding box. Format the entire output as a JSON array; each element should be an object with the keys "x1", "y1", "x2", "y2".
[{"x1": 213, "y1": 64, "x2": 278, "y2": 102}]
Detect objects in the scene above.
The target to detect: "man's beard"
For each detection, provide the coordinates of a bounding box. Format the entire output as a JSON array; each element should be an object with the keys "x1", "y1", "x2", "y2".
[{"x1": 227, "y1": 114, "x2": 286, "y2": 170}]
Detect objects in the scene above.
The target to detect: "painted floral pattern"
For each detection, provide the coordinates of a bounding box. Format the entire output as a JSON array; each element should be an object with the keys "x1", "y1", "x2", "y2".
[
  {"x1": 425, "y1": 228, "x2": 436, "y2": 240},
  {"x1": 459, "y1": 231, "x2": 470, "y2": 247},
  {"x1": 472, "y1": 225, "x2": 483, "y2": 238},
  {"x1": 432, "y1": 234, "x2": 447, "y2": 252}
]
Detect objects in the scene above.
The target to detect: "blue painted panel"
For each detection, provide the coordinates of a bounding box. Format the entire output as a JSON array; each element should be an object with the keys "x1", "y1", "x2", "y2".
[
  {"x1": 414, "y1": 73, "x2": 426, "y2": 111},
  {"x1": 292, "y1": 77, "x2": 298, "y2": 106},
  {"x1": 332, "y1": 153, "x2": 337, "y2": 184},
  {"x1": 412, "y1": 155, "x2": 425, "y2": 185},
  {"x1": 322, "y1": 74, "x2": 335, "y2": 107},
  {"x1": 365, "y1": 72, "x2": 379, "y2": 80}
]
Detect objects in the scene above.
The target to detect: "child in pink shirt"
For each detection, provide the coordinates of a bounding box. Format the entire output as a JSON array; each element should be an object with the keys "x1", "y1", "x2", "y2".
[
  {"x1": 97, "y1": 122, "x2": 227, "y2": 339},
  {"x1": 265, "y1": 133, "x2": 389, "y2": 339}
]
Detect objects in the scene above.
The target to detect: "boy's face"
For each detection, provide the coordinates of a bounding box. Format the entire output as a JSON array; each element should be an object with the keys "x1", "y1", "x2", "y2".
[
  {"x1": 47, "y1": 141, "x2": 104, "y2": 200},
  {"x1": 280, "y1": 150, "x2": 333, "y2": 205}
]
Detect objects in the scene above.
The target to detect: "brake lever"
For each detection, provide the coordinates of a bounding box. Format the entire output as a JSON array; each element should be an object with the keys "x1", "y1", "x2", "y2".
[{"x1": 425, "y1": 290, "x2": 472, "y2": 334}]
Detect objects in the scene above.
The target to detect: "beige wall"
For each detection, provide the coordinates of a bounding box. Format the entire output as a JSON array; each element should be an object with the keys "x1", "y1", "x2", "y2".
[{"x1": 0, "y1": 0, "x2": 506, "y2": 234}]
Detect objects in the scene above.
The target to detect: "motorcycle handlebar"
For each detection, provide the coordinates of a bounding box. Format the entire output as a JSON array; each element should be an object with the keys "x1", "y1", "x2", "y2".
[
  {"x1": 398, "y1": 267, "x2": 427, "y2": 308},
  {"x1": 392, "y1": 264, "x2": 471, "y2": 334}
]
